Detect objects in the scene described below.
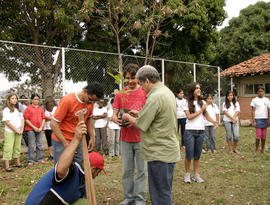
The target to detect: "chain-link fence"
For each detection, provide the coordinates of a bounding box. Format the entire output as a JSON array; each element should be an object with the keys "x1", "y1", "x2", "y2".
[{"x1": 0, "y1": 40, "x2": 229, "y2": 112}]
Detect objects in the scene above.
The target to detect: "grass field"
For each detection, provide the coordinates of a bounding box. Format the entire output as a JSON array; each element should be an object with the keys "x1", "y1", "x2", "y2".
[{"x1": 0, "y1": 126, "x2": 270, "y2": 205}]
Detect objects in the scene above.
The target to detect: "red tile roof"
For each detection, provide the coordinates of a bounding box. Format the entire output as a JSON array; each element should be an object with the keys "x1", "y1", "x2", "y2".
[{"x1": 220, "y1": 53, "x2": 270, "y2": 77}]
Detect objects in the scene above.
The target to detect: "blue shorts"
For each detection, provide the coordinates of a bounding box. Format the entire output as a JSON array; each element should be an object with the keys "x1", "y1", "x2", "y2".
[
  {"x1": 184, "y1": 130, "x2": 205, "y2": 160},
  {"x1": 255, "y1": 119, "x2": 268, "y2": 129}
]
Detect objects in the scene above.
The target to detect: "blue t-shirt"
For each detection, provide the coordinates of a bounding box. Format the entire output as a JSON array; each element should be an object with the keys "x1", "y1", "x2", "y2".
[{"x1": 25, "y1": 162, "x2": 85, "y2": 205}]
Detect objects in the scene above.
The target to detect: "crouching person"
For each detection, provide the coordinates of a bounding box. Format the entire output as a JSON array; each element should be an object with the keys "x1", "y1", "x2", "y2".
[{"x1": 25, "y1": 121, "x2": 106, "y2": 205}]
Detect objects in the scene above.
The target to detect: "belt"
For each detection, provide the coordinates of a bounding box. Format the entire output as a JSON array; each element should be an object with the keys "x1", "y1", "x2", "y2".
[{"x1": 187, "y1": 130, "x2": 204, "y2": 134}]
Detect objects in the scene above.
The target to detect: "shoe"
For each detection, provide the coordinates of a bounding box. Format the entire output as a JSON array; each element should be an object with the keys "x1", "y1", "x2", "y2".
[
  {"x1": 233, "y1": 150, "x2": 240, "y2": 154},
  {"x1": 135, "y1": 201, "x2": 145, "y2": 205},
  {"x1": 39, "y1": 160, "x2": 46, "y2": 164},
  {"x1": 202, "y1": 149, "x2": 206, "y2": 154},
  {"x1": 28, "y1": 163, "x2": 33, "y2": 167},
  {"x1": 15, "y1": 164, "x2": 23, "y2": 168},
  {"x1": 184, "y1": 173, "x2": 191, "y2": 183},
  {"x1": 5, "y1": 167, "x2": 14, "y2": 172},
  {"x1": 192, "y1": 174, "x2": 204, "y2": 183},
  {"x1": 119, "y1": 199, "x2": 134, "y2": 205}
]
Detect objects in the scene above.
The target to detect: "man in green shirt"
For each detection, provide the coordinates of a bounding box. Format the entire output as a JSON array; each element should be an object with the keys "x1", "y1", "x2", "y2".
[{"x1": 122, "y1": 65, "x2": 180, "y2": 205}]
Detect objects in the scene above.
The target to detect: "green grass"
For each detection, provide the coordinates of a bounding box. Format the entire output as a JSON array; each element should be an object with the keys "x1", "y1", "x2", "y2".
[{"x1": 0, "y1": 127, "x2": 270, "y2": 204}]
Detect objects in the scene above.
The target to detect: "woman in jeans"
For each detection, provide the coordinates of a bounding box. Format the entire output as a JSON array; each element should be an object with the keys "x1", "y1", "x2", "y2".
[
  {"x1": 205, "y1": 94, "x2": 219, "y2": 154},
  {"x1": 223, "y1": 91, "x2": 240, "y2": 154},
  {"x1": 24, "y1": 93, "x2": 46, "y2": 166},
  {"x1": 183, "y1": 82, "x2": 218, "y2": 183}
]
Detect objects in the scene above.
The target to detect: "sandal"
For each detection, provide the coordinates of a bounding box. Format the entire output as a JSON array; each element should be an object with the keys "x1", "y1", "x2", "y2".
[
  {"x1": 5, "y1": 167, "x2": 14, "y2": 172},
  {"x1": 233, "y1": 150, "x2": 240, "y2": 154}
]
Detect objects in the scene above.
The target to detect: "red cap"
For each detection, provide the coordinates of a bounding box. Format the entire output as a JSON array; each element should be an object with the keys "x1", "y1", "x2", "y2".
[{"x1": 88, "y1": 152, "x2": 106, "y2": 174}]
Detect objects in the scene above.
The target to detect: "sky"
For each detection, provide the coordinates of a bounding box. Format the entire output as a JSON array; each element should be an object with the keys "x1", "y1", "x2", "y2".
[
  {"x1": 218, "y1": 0, "x2": 270, "y2": 29},
  {"x1": 1, "y1": 0, "x2": 270, "y2": 93}
]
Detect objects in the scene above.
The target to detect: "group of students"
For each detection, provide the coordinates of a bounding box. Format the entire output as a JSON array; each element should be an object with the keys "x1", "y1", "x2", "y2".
[
  {"x1": 176, "y1": 85, "x2": 269, "y2": 184},
  {"x1": 2, "y1": 93, "x2": 57, "y2": 172},
  {"x1": 1, "y1": 66, "x2": 269, "y2": 205}
]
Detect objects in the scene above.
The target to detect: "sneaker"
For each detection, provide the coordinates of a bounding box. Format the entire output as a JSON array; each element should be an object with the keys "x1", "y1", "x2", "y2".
[
  {"x1": 135, "y1": 201, "x2": 145, "y2": 205},
  {"x1": 192, "y1": 174, "x2": 204, "y2": 183},
  {"x1": 119, "y1": 199, "x2": 134, "y2": 205},
  {"x1": 184, "y1": 173, "x2": 191, "y2": 183},
  {"x1": 202, "y1": 149, "x2": 206, "y2": 154}
]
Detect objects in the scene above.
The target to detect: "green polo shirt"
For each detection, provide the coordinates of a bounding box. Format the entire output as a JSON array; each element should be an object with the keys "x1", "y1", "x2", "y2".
[{"x1": 136, "y1": 83, "x2": 180, "y2": 163}]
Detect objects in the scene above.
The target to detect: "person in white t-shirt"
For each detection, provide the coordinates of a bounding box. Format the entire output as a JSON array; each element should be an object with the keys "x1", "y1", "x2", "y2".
[
  {"x1": 204, "y1": 94, "x2": 219, "y2": 154},
  {"x1": 250, "y1": 87, "x2": 270, "y2": 154},
  {"x1": 2, "y1": 93, "x2": 24, "y2": 172},
  {"x1": 107, "y1": 98, "x2": 121, "y2": 157},
  {"x1": 176, "y1": 89, "x2": 187, "y2": 148},
  {"x1": 92, "y1": 99, "x2": 108, "y2": 153},
  {"x1": 223, "y1": 91, "x2": 240, "y2": 154},
  {"x1": 44, "y1": 96, "x2": 58, "y2": 160},
  {"x1": 183, "y1": 83, "x2": 218, "y2": 184}
]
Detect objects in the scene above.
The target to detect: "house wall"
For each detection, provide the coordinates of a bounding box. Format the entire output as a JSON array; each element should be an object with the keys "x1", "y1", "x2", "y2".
[{"x1": 235, "y1": 74, "x2": 270, "y2": 120}]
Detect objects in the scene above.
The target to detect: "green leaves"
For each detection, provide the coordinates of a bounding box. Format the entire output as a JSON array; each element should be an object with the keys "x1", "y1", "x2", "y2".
[{"x1": 216, "y1": 1, "x2": 270, "y2": 69}]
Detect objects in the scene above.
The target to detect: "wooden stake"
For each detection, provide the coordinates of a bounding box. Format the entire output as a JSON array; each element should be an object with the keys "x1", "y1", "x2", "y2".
[{"x1": 78, "y1": 111, "x2": 97, "y2": 205}]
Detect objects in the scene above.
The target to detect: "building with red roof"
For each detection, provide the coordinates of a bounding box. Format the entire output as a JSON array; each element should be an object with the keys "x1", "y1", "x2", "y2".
[{"x1": 220, "y1": 53, "x2": 270, "y2": 120}]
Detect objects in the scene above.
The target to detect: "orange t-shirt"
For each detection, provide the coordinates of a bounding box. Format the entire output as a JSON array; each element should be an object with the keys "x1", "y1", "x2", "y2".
[{"x1": 51, "y1": 93, "x2": 93, "y2": 142}]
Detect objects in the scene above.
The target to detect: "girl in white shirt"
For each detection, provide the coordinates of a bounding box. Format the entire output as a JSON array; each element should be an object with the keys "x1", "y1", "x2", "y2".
[
  {"x1": 176, "y1": 89, "x2": 187, "y2": 148},
  {"x1": 205, "y1": 94, "x2": 219, "y2": 154},
  {"x1": 223, "y1": 91, "x2": 240, "y2": 154},
  {"x1": 250, "y1": 87, "x2": 270, "y2": 154},
  {"x1": 183, "y1": 83, "x2": 218, "y2": 184},
  {"x1": 44, "y1": 96, "x2": 57, "y2": 160},
  {"x1": 2, "y1": 94, "x2": 24, "y2": 172},
  {"x1": 107, "y1": 98, "x2": 121, "y2": 157}
]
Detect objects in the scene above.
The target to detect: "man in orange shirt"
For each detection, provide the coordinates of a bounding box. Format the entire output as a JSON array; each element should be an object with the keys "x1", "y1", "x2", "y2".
[{"x1": 51, "y1": 82, "x2": 104, "y2": 165}]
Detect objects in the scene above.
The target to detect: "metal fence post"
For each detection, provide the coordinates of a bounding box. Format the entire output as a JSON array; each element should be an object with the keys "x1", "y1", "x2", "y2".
[
  {"x1": 193, "y1": 63, "x2": 196, "y2": 82},
  {"x1": 218, "y1": 66, "x2": 221, "y2": 124},
  {"x1": 62, "y1": 47, "x2": 65, "y2": 97},
  {"x1": 230, "y1": 77, "x2": 233, "y2": 91},
  {"x1": 161, "y1": 59, "x2": 165, "y2": 84}
]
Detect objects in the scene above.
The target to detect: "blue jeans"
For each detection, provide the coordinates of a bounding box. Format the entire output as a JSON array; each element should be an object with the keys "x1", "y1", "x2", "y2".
[
  {"x1": 27, "y1": 131, "x2": 43, "y2": 163},
  {"x1": 205, "y1": 126, "x2": 216, "y2": 150},
  {"x1": 177, "y1": 118, "x2": 186, "y2": 146},
  {"x1": 184, "y1": 130, "x2": 205, "y2": 160},
  {"x1": 52, "y1": 138, "x2": 83, "y2": 165},
  {"x1": 121, "y1": 141, "x2": 147, "y2": 203},
  {"x1": 224, "y1": 121, "x2": 239, "y2": 142},
  {"x1": 148, "y1": 161, "x2": 175, "y2": 205},
  {"x1": 108, "y1": 129, "x2": 120, "y2": 157}
]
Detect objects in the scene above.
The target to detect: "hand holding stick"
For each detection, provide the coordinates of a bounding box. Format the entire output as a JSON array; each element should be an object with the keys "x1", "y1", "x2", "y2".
[{"x1": 78, "y1": 111, "x2": 97, "y2": 205}]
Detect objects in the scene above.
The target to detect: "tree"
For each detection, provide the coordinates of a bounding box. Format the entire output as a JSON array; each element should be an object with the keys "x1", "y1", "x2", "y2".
[
  {"x1": 0, "y1": 0, "x2": 94, "y2": 98},
  {"x1": 215, "y1": 1, "x2": 270, "y2": 70},
  {"x1": 156, "y1": 0, "x2": 226, "y2": 94}
]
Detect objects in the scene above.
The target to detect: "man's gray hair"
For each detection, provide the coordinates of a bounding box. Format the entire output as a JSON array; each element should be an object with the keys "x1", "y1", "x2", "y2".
[{"x1": 136, "y1": 65, "x2": 160, "y2": 83}]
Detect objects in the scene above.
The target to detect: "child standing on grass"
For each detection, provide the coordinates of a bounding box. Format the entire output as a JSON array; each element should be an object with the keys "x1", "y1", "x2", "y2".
[
  {"x1": 250, "y1": 87, "x2": 270, "y2": 154},
  {"x1": 2, "y1": 93, "x2": 24, "y2": 172},
  {"x1": 223, "y1": 91, "x2": 240, "y2": 154},
  {"x1": 107, "y1": 98, "x2": 120, "y2": 157},
  {"x1": 176, "y1": 89, "x2": 187, "y2": 148},
  {"x1": 183, "y1": 83, "x2": 218, "y2": 183},
  {"x1": 205, "y1": 94, "x2": 219, "y2": 154},
  {"x1": 24, "y1": 93, "x2": 46, "y2": 166},
  {"x1": 44, "y1": 96, "x2": 57, "y2": 160}
]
